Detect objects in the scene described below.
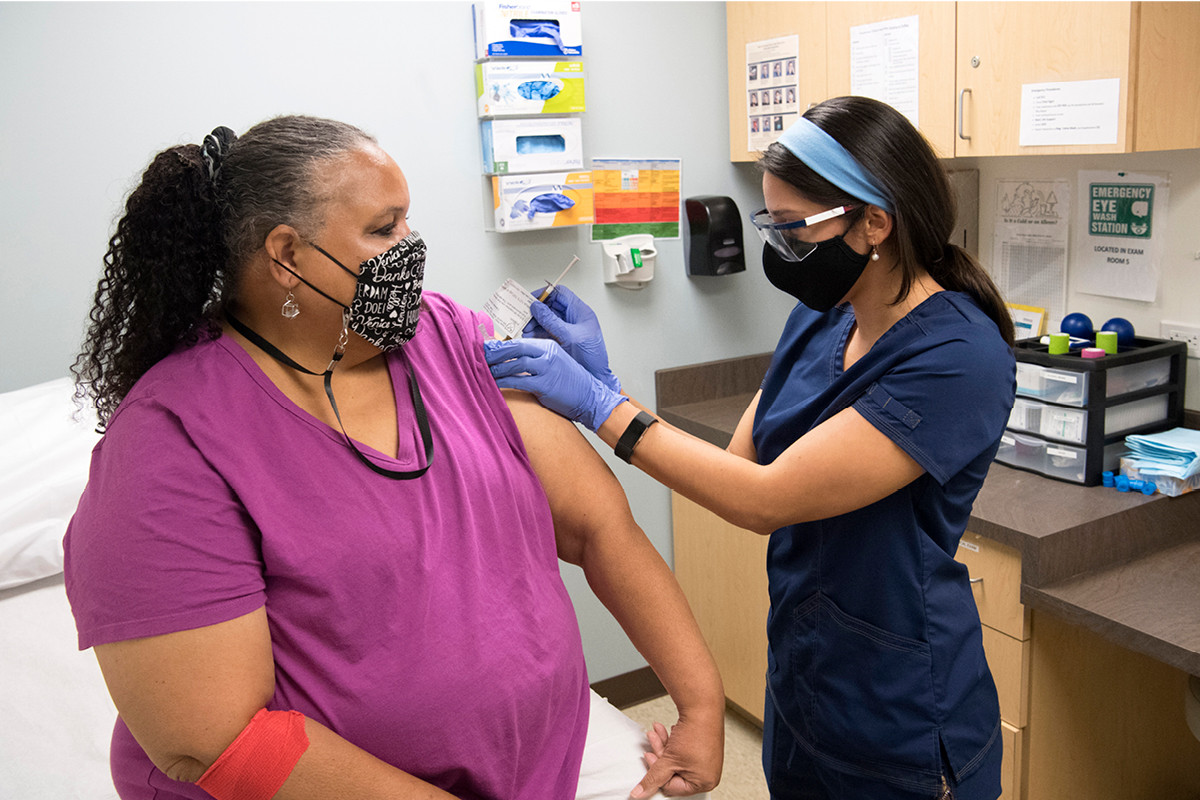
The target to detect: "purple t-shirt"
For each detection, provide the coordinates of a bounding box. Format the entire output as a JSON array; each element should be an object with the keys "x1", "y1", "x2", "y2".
[{"x1": 64, "y1": 293, "x2": 590, "y2": 800}]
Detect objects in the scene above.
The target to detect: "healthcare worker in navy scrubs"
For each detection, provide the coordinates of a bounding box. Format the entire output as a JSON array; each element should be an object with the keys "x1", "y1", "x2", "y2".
[{"x1": 484, "y1": 96, "x2": 1017, "y2": 800}]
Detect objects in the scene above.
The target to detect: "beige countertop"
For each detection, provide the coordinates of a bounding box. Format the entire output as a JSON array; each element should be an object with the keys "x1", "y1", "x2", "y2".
[{"x1": 656, "y1": 354, "x2": 1200, "y2": 677}]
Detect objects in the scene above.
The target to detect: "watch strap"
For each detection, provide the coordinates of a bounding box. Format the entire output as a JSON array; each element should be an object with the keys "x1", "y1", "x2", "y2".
[{"x1": 614, "y1": 410, "x2": 658, "y2": 464}]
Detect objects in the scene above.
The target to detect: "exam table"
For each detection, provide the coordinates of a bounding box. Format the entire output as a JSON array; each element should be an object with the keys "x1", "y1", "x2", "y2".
[{"x1": 0, "y1": 377, "x2": 116, "y2": 798}]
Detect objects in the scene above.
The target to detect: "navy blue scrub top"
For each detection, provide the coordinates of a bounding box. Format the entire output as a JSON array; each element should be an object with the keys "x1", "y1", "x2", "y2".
[{"x1": 753, "y1": 291, "x2": 1016, "y2": 793}]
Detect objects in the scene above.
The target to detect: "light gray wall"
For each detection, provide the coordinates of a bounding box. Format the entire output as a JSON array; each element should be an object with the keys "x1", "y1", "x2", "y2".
[{"x1": 0, "y1": 1, "x2": 789, "y2": 682}]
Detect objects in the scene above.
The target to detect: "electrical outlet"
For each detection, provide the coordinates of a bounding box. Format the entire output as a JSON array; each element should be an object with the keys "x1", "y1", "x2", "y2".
[{"x1": 1160, "y1": 321, "x2": 1200, "y2": 358}]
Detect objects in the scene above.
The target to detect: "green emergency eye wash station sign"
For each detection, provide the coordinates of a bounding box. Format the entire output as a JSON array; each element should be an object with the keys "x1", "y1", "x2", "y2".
[
  {"x1": 1075, "y1": 170, "x2": 1168, "y2": 303},
  {"x1": 1089, "y1": 183, "x2": 1153, "y2": 238}
]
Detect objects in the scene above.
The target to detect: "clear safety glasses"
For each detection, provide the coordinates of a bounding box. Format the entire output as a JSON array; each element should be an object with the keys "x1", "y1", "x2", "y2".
[{"x1": 749, "y1": 205, "x2": 858, "y2": 262}]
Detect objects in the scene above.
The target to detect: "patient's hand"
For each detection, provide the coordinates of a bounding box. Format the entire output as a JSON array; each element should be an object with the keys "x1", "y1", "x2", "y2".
[{"x1": 631, "y1": 711, "x2": 723, "y2": 797}]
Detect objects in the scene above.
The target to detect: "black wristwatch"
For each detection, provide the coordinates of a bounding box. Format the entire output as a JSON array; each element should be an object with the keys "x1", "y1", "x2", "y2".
[{"x1": 614, "y1": 411, "x2": 658, "y2": 464}]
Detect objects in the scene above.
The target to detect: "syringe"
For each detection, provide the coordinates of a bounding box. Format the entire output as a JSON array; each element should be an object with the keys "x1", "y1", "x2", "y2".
[{"x1": 538, "y1": 254, "x2": 580, "y2": 302}]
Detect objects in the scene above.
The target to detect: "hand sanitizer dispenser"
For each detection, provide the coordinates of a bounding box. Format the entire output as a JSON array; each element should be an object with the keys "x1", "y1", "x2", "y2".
[{"x1": 601, "y1": 234, "x2": 655, "y2": 290}]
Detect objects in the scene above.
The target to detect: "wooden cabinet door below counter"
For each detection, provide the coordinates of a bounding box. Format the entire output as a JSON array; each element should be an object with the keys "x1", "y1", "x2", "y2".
[{"x1": 671, "y1": 492, "x2": 770, "y2": 723}]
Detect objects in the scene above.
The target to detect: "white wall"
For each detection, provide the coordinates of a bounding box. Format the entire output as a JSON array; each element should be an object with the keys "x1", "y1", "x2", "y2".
[
  {"x1": 0, "y1": 1, "x2": 790, "y2": 682},
  {"x1": 3, "y1": 2, "x2": 1198, "y2": 683}
]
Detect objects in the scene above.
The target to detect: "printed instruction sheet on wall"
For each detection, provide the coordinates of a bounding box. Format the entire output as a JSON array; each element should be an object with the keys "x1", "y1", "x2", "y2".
[
  {"x1": 1019, "y1": 79, "x2": 1121, "y2": 147},
  {"x1": 1073, "y1": 170, "x2": 1169, "y2": 302},
  {"x1": 849, "y1": 16, "x2": 920, "y2": 128},
  {"x1": 992, "y1": 180, "x2": 1070, "y2": 329},
  {"x1": 746, "y1": 35, "x2": 799, "y2": 151}
]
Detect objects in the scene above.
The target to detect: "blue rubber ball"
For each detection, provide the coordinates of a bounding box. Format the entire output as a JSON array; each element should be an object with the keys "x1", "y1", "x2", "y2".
[
  {"x1": 1060, "y1": 312, "x2": 1094, "y2": 339},
  {"x1": 1102, "y1": 317, "x2": 1136, "y2": 345}
]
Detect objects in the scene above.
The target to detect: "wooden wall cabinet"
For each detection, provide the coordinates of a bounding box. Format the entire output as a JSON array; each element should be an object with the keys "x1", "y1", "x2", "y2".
[
  {"x1": 824, "y1": 2, "x2": 958, "y2": 158},
  {"x1": 727, "y1": 2, "x2": 1200, "y2": 161},
  {"x1": 726, "y1": 2, "x2": 827, "y2": 162}
]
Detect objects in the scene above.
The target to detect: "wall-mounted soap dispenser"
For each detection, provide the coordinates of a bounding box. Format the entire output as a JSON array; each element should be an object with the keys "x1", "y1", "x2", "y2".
[
  {"x1": 601, "y1": 234, "x2": 656, "y2": 289},
  {"x1": 684, "y1": 195, "x2": 745, "y2": 276}
]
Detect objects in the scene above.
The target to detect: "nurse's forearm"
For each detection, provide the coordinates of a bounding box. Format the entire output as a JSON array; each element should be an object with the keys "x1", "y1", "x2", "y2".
[
  {"x1": 600, "y1": 396, "x2": 924, "y2": 533},
  {"x1": 596, "y1": 400, "x2": 784, "y2": 535}
]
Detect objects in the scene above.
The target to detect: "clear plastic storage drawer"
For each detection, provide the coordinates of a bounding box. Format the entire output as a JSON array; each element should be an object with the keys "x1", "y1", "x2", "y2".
[
  {"x1": 1106, "y1": 356, "x2": 1171, "y2": 397},
  {"x1": 1103, "y1": 394, "x2": 1169, "y2": 435},
  {"x1": 1015, "y1": 364, "x2": 1088, "y2": 406},
  {"x1": 995, "y1": 432, "x2": 1046, "y2": 472},
  {"x1": 1007, "y1": 398, "x2": 1042, "y2": 434},
  {"x1": 1042, "y1": 442, "x2": 1086, "y2": 482},
  {"x1": 1039, "y1": 404, "x2": 1088, "y2": 444}
]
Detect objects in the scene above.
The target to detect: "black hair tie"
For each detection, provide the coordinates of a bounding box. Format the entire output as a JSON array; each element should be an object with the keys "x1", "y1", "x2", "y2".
[{"x1": 200, "y1": 126, "x2": 237, "y2": 185}]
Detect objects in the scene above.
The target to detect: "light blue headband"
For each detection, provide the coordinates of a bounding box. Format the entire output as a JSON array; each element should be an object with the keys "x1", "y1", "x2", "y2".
[{"x1": 776, "y1": 117, "x2": 894, "y2": 214}]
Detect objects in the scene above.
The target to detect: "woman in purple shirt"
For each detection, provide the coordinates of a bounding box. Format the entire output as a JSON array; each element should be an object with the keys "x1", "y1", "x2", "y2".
[{"x1": 65, "y1": 116, "x2": 723, "y2": 800}]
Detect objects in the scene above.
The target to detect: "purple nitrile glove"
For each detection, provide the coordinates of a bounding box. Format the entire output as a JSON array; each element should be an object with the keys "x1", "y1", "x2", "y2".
[
  {"x1": 522, "y1": 285, "x2": 622, "y2": 394},
  {"x1": 483, "y1": 338, "x2": 627, "y2": 432}
]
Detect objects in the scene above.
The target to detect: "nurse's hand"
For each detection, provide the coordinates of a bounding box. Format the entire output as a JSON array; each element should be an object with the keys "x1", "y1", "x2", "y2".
[
  {"x1": 523, "y1": 285, "x2": 622, "y2": 393},
  {"x1": 632, "y1": 715, "x2": 723, "y2": 798},
  {"x1": 484, "y1": 338, "x2": 626, "y2": 432}
]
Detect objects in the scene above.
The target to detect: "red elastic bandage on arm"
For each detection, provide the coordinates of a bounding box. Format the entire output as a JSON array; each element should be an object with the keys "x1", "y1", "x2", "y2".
[{"x1": 196, "y1": 709, "x2": 309, "y2": 800}]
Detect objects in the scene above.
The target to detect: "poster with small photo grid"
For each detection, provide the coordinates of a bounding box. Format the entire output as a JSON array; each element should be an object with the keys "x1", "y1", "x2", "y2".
[{"x1": 746, "y1": 35, "x2": 799, "y2": 151}]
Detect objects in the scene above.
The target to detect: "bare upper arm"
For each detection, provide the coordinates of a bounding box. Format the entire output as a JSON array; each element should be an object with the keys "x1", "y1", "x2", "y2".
[
  {"x1": 501, "y1": 389, "x2": 637, "y2": 566},
  {"x1": 93, "y1": 606, "x2": 276, "y2": 782}
]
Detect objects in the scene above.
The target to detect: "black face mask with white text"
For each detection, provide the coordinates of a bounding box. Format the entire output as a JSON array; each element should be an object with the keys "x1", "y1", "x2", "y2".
[
  {"x1": 280, "y1": 230, "x2": 426, "y2": 352},
  {"x1": 762, "y1": 234, "x2": 870, "y2": 312}
]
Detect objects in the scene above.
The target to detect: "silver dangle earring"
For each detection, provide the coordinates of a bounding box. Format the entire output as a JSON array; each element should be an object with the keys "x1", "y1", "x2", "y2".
[{"x1": 282, "y1": 291, "x2": 300, "y2": 319}]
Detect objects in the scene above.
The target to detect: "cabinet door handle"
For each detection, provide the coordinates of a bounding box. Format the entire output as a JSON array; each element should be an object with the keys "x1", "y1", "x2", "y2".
[
  {"x1": 958, "y1": 88, "x2": 972, "y2": 141},
  {"x1": 969, "y1": 576, "x2": 983, "y2": 584}
]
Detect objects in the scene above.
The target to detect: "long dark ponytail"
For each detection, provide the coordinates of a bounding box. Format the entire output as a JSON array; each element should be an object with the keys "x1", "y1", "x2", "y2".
[
  {"x1": 73, "y1": 143, "x2": 226, "y2": 426},
  {"x1": 73, "y1": 116, "x2": 375, "y2": 427},
  {"x1": 760, "y1": 96, "x2": 1014, "y2": 346}
]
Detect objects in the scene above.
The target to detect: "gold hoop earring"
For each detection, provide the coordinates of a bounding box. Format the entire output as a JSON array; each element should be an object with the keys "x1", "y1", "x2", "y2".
[{"x1": 282, "y1": 291, "x2": 300, "y2": 319}]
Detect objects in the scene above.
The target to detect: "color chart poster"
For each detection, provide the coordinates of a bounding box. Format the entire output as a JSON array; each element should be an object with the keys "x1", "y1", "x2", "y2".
[{"x1": 590, "y1": 158, "x2": 681, "y2": 240}]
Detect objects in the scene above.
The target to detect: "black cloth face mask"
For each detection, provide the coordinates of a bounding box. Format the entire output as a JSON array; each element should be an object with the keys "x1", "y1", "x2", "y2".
[
  {"x1": 276, "y1": 231, "x2": 427, "y2": 352},
  {"x1": 762, "y1": 234, "x2": 870, "y2": 312}
]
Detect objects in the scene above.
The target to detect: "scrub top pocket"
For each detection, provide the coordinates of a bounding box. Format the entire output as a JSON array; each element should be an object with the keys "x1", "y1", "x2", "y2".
[{"x1": 785, "y1": 592, "x2": 941, "y2": 778}]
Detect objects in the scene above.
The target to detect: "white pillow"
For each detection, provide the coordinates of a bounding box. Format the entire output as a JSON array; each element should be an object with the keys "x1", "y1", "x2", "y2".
[{"x1": 0, "y1": 378, "x2": 102, "y2": 590}]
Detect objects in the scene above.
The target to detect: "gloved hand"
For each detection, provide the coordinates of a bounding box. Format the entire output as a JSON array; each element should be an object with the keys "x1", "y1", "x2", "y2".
[
  {"x1": 483, "y1": 338, "x2": 626, "y2": 432},
  {"x1": 522, "y1": 285, "x2": 622, "y2": 394}
]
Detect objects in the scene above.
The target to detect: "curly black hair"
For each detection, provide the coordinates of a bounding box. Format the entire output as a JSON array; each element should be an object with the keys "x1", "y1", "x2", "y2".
[
  {"x1": 72, "y1": 144, "x2": 227, "y2": 426},
  {"x1": 73, "y1": 116, "x2": 375, "y2": 427}
]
